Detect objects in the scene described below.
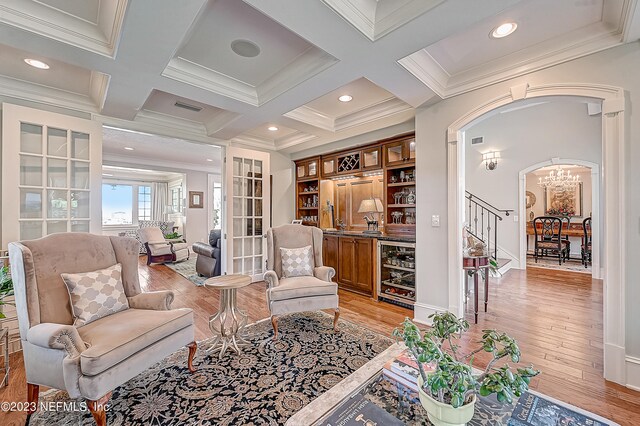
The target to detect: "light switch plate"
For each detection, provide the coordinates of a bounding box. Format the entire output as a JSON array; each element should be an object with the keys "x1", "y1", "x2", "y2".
[
  {"x1": 513, "y1": 215, "x2": 518, "y2": 222},
  {"x1": 432, "y1": 215, "x2": 440, "y2": 227}
]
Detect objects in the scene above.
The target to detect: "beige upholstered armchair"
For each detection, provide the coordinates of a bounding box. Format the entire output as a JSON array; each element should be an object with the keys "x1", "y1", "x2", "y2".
[
  {"x1": 138, "y1": 226, "x2": 190, "y2": 265},
  {"x1": 9, "y1": 233, "x2": 197, "y2": 426},
  {"x1": 264, "y1": 225, "x2": 339, "y2": 339}
]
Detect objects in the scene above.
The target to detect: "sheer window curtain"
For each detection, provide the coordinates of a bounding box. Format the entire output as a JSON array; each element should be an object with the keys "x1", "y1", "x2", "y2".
[{"x1": 151, "y1": 182, "x2": 169, "y2": 221}]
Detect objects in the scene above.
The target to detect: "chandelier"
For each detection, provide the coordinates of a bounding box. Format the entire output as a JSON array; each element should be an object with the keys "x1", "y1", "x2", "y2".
[{"x1": 537, "y1": 167, "x2": 580, "y2": 190}]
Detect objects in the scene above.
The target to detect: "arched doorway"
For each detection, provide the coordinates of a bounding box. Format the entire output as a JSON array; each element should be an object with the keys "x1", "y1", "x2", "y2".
[
  {"x1": 446, "y1": 83, "x2": 626, "y2": 384},
  {"x1": 518, "y1": 159, "x2": 600, "y2": 277}
]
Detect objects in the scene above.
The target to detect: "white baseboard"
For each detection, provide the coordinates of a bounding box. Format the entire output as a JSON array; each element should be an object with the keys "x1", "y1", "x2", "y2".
[
  {"x1": 413, "y1": 302, "x2": 447, "y2": 326},
  {"x1": 625, "y1": 356, "x2": 640, "y2": 391},
  {"x1": 604, "y1": 342, "x2": 626, "y2": 385}
]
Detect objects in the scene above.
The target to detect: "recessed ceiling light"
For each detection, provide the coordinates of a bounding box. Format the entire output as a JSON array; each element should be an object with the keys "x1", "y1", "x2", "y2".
[
  {"x1": 206, "y1": 159, "x2": 213, "y2": 162},
  {"x1": 231, "y1": 39, "x2": 261, "y2": 58},
  {"x1": 124, "y1": 147, "x2": 134, "y2": 151},
  {"x1": 24, "y1": 58, "x2": 50, "y2": 69},
  {"x1": 268, "y1": 126, "x2": 278, "y2": 131},
  {"x1": 490, "y1": 22, "x2": 517, "y2": 39},
  {"x1": 338, "y1": 95, "x2": 353, "y2": 102}
]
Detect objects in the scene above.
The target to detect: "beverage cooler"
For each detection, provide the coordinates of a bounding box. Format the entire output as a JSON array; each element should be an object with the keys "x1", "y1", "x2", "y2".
[{"x1": 377, "y1": 240, "x2": 416, "y2": 309}]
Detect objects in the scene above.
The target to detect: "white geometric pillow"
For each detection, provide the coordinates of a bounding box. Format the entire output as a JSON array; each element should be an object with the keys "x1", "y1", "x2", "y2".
[
  {"x1": 61, "y1": 263, "x2": 130, "y2": 326},
  {"x1": 280, "y1": 245, "x2": 314, "y2": 278}
]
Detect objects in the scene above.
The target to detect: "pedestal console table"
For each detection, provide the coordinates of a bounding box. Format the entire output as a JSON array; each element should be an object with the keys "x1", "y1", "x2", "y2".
[
  {"x1": 463, "y1": 255, "x2": 490, "y2": 324},
  {"x1": 204, "y1": 274, "x2": 251, "y2": 359}
]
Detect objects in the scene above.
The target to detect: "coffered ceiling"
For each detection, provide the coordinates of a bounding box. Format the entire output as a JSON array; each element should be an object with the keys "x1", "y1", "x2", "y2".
[{"x1": 0, "y1": 0, "x2": 638, "y2": 154}]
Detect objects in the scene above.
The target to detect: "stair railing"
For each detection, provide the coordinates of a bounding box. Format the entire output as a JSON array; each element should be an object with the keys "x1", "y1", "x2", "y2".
[{"x1": 465, "y1": 191, "x2": 514, "y2": 260}]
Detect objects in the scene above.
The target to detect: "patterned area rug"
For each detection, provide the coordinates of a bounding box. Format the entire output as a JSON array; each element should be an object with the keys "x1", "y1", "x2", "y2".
[
  {"x1": 164, "y1": 255, "x2": 207, "y2": 286},
  {"x1": 526, "y1": 255, "x2": 591, "y2": 274},
  {"x1": 30, "y1": 312, "x2": 394, "y2": 425}
]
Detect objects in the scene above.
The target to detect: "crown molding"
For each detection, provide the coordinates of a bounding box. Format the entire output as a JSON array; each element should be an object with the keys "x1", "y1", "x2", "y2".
[
  {"x1": 97, "y1": 113, "x2": 228, "y2": 147},
  {"x1": 230, "y1": 135, "x2": 277, "y2": 150},
  {"x1": 0, "y1": 74, "x2": 100, "y2": 112},
  {"x1": 321, "y1": 0, "x2": 443, "y2": 41},
  {"x1": 399, "y1": 2, "x2": 637, "y2": 99},
  {"x1": 284, "y1": 105, "x2": 334, "y2": 131},
  {"x1": 89, "y1": 71, "x2": 111, "y2": 112},
  {"x1": 164, "y1": 48, "x2": 337, "y2": 107},
  {"x1": 275, "y1": 132, "x2": 318, "y2": 150},
  {"x1": 0, "y1": 0, "x2": 127, "y2": 58},
  {"x1": 257, "y1": 48, "x2": 338, "y2": 106},
  {"x1": 135, "y1": 110, "x2": 208, "y2": 135},
  {"x1": 204, "y1": 110, "x2": 242, "y2": 136},
  {"x1": 334, "y1": 98, "x2": 412, "y2": 131},
  {"x1": 163, "y1": 58, "x2": 259, "y2": 106}
]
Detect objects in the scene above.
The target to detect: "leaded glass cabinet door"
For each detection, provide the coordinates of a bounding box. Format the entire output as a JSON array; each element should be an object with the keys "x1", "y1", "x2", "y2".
[
  {"x1": 224, "y1": 147, "x2": 270, "y2": 282},
  {"x1": 2, "y1": 103, "x2": 102, "y2": 246}
]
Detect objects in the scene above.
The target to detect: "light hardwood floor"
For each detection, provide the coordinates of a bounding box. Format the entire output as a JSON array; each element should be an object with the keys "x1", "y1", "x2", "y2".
[{"x1": 1, "y1": 260, "x2": 639, "y2": 425}]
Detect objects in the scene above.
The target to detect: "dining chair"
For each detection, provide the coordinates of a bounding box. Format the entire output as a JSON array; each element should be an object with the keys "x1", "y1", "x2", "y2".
[
  {"x1": 533, "y1": 216, "x2": 569, "y2": 265},
  {"x1": 582, "y1": 217, "x2": 592, "y2": 268}
]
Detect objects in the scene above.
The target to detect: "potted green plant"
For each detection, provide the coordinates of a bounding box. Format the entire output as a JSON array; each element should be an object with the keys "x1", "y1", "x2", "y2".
[
  {"x1": 393, "y1": 313, "x2": 539, "y2": 426},
  {"x1": 0, "y1": 265, "x2": 14, "y2": 319}
]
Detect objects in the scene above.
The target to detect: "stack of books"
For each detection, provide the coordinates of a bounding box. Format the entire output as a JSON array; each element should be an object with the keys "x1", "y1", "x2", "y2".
[{"x1": 382, "y1": 349, "x2": 434, "y2": 393}]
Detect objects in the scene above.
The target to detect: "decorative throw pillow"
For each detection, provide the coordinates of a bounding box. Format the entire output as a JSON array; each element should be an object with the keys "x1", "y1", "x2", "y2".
[
  {"x1": 280, "y1": 245, "x2": 314, "y2": 278},
  {"x1": 61, "y1": 263, "x2": 129, "y2": 326}
]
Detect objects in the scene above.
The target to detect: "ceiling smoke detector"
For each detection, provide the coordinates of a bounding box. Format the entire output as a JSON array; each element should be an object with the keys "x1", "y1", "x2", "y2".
[
  {"x1": 174, "y1": 101, "x2": 202, "y2": 112},
  {"x1": 231, "y1": 39, "x2": 261, "y2": 58}
]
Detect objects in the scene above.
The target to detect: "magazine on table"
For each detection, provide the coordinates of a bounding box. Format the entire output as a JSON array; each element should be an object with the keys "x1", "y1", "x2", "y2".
[
  {"x1": 317, "y1": 393, "x2": 404, "y2": 426},
  {"x1": 508, "y1": 390, "x2": 620, "y2": 426}
]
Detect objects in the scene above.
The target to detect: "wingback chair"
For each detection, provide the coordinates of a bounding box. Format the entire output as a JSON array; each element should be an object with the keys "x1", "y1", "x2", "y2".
[
  {"x1": 9, "y1": 233, "x2": 197, "y2": 426},
  {"x1": 138, "y1": 226, "x2": 190, "y2": 265},
  {"x1": 264, "y1": 225, "x2": 339, "y2": 339}
]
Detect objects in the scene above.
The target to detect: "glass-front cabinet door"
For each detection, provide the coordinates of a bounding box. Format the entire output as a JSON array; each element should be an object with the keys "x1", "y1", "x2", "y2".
[
  {"x1": 362, "y1": 147, "x2": 381, "y2": 170},
  {"x1": 322, "y1": 156, "x2": 337, "y2": 177},
  {"x1": 225, "y1": 146, "x2": 270, "y2": 281},
  {"x1": 3, "y1": 103, "x2": 101, "y2": 246}
]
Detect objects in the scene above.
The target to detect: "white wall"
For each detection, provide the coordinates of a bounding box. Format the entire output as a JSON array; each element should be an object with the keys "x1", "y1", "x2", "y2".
[
  {"x1": 464, "y1": 101, "x2": 601, "y2": 260},
  {"x1": 270, "y1": 150, "x2": 295, "y2": 227},
  {"x1": 183, "y1": 170, "x2": 209, "y2": 245},
  {"x1": 414, "y1": 41, "x2": 640, "y2": 367}
]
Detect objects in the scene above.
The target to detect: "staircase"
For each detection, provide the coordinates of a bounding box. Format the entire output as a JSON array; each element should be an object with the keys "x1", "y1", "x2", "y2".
[{"x1": 465, "y1": 191, "x2": 514, "y2": 272}]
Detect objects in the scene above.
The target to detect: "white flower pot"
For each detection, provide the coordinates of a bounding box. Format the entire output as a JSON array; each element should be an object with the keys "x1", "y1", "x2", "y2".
[{"x1": 417, "y1": 376, "x2": 476, "y2": 426}]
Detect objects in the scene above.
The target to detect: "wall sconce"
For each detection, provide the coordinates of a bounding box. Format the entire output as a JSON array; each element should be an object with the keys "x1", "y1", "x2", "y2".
[{"x1": 482, "y1": 151, "x2": 500, "y2": 170}]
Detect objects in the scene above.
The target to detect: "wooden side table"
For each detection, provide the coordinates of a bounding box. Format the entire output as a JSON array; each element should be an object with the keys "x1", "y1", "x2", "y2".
[
  {"x1": 1, "y1": 327, "x2": 9, "y2": 387},
  {"x1": 463, "y1": 255, "x2": 490, "y2": 324},
  {"x1": 204, "y1": 274, "x2": 251, "y2": 359}
]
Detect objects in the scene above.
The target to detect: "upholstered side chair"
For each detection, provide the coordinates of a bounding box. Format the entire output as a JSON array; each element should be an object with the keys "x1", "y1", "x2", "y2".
[
  {"x1": 192, "y1": 229, "x2": 222, "y2": 277},
  {"x1": 264, "y1": 225, "x2": 339, "y2": 339},
  {"x1": 9, "y1": 233, "x2": 197, "y2": 426},
  {"x1": 138, "y1": 226, "x2": 190, "y2": 265}
]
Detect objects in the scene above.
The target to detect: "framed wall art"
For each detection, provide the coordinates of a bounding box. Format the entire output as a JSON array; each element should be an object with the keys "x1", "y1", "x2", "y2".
[{"x1": 188, "y1": 191, "x2": 204, "y2": 208}]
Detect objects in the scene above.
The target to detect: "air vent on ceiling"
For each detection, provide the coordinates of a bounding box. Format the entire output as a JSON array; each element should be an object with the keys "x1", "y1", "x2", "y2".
[
  {"x1": 471, "y1": 136, "x2": 484, "y2": 145},
  {"x1": 174, "y1": 101, "x2": 202, "y2": 112}
]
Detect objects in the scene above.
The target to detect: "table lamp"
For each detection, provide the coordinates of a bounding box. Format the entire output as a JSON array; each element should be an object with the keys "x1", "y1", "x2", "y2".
[{"x1": 358, "y1": 198, "x2": 384, "y2": 234}]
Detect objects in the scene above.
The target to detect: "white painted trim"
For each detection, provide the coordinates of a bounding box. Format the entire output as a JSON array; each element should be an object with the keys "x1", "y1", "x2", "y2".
[
  {"x1": 0, "y1": 0, "x2": 127, "y2": 58},
  {"x1": 517, "y1": 158, "x2": 600, "y2": 279},
  {"x1": 398, "y1": 0, "x2": 637, "y2": 99},
  {"x1": 625, "y1": 356, "x2": 640, "y2": 391},
  {"x1": 446, "y1": 82, "x2": 626, "y2": 385},
  {"x1": 284, "y1": 106, "x2": 334, "y2": 131},
  {"x1": 413, "y1": 302, "x2": 447, "y2": 326}
]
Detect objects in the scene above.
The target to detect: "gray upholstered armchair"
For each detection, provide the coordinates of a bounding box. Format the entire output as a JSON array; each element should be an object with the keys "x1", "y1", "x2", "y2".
[
  {"x1": 9, "y1": 233, "x2": 197, "y2": 426},
  {"x1": 264, "y1": 225, "x2": 339, "y2": 339},
  {"x1": 138, "y1": 226, "x2": 190, "y2": 265}
]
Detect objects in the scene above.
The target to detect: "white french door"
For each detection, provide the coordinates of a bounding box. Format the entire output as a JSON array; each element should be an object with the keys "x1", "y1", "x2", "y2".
[
  {"x1": 224, "y1": 147, "x2": 270, "y2": 282},
  {"x1": 2, "y1": 103, "x2": 102, "y2": 247}
]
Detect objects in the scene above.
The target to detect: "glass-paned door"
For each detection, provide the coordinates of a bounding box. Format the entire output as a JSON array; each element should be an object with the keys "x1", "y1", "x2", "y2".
[
  {"x1": 3, "y1": 103, "x2": 102, "y2": 246},
  {"x1": 225, "y1": 147, "x2": 270, "y2": 281}
]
